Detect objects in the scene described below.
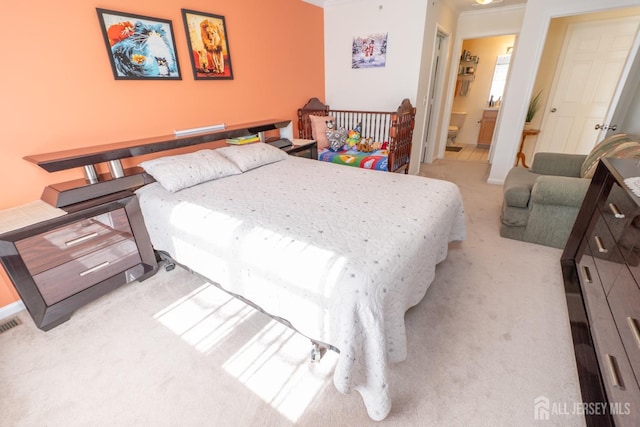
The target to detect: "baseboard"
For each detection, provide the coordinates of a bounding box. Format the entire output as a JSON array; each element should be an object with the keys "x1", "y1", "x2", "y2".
[
  {"x1": 487, "y1": 177, "x2": 504, "y2": 185},
  {"x1": 0, "y1": 300, "x2": 25, "y2": 320}
]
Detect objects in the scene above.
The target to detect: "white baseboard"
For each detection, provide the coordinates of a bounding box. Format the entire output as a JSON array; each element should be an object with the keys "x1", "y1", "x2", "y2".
[{"x1": 0, "y1": 300, "x2": 25, "y2": 320}]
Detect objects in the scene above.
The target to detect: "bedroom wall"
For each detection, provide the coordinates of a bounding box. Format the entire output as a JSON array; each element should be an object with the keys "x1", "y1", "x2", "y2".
[
  {"x1": 323, "y1": 0, "x2": 427, "y2": 111},
  {"x1": 0, "y1": 0, "x2": 324, "y2": 310}
]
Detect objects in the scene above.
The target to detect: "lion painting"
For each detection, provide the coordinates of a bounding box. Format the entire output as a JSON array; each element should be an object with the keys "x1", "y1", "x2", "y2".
[{"x1": 200, "y1": 20, "x2": 225, "y2": 74}]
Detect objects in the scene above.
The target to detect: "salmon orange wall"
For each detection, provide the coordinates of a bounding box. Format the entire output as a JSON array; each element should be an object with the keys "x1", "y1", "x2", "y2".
[{"x1": 0, "y1": 0, "x2": 324, "y2": 309}]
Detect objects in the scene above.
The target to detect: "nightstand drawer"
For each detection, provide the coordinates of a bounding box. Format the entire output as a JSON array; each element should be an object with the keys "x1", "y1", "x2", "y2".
[
  {"x1": 15, "y1": 208, "x2": 133, "y2": 276},
  {"x1": 33, "y1": 239, "x2": 141, "y2": 305}
]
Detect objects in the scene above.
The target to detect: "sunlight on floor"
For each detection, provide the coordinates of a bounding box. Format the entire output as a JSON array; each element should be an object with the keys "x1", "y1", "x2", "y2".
[
  {"x1": 153, "y1": 283, "x2": 255, "y2": 354},
  {"x1": 154, "y1": 281, "x2": 339, "y2": 422},
  {"x1": 222, "y1": 319, "x2": 338, "y2": 422}
]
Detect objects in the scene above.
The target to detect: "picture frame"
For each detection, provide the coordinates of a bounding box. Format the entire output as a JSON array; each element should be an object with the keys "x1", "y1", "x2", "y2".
[
  {"x1": 96, "y1": 8, "x2": 181, "y2": 80},
  {"x1": 352, "y1": 33, "x2": 388, "y2": 69},
  {"x1": 181, "y1": 9, "x2": 233, "y2": 80}
]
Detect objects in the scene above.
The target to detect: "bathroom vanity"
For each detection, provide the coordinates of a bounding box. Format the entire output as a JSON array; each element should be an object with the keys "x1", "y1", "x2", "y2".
[{"x1": 477, "y1": 108, "x2": 499, "y2": 148}]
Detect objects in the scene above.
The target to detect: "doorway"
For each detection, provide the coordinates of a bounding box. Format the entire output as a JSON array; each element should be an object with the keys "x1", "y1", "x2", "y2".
[{"x1": 446, "y1": 34, "x2": 516, "y2": 162}]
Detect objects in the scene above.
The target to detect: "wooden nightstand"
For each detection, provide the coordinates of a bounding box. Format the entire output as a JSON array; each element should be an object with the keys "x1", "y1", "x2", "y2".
[
  {"x1": 282, "y1": 139, "x2": 318, "y2": 159},
  {"x1": 0, "y1": 192, "x2": 157, "y2": 331}
]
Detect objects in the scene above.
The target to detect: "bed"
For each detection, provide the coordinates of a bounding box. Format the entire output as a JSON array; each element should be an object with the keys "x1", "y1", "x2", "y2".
[
  {"x1": 135, "y1": 143, "x2": 466, "y2": 420},
  {"x1": 297, "y1": 98, "x2": 416, "y2": 173}
]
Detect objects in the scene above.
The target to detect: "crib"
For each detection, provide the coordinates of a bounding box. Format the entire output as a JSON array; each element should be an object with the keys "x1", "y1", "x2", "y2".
[{"x1": 297, "y1": 98, "x2": 416, "y2": 173}]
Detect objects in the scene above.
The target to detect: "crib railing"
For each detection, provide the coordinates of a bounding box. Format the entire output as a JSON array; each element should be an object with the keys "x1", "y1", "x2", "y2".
[{"x1": 297, "y1": 98, "x2": 415, "y2": 173}]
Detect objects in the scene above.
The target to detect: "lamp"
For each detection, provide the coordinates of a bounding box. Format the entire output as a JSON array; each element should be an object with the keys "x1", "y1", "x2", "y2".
[{"x1": 475, "y1": 0, "x2": 494, "y2": 4}]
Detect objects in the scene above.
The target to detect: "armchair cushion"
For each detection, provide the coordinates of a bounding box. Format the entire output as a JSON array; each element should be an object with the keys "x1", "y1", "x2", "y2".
[
  {"x1": 529, "y1": 153, "x2": 586, "y2": 177},
  {"x1": 531, "y1": 175, "x2": 591, "y2": 207}
]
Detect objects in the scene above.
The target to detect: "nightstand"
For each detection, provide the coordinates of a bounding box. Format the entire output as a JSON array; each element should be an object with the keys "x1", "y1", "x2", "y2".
[
  {"x1": 0, "y1": 192, "x2": 157, "y2": 331},
  {"x1": 282, "y1": 139, "x2": 318, "y2": 159}
]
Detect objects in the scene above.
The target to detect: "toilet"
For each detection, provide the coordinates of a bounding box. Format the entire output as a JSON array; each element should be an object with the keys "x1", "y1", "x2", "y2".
[{"x1": 448, "y1": 112, "x2": 467, "y2": 144}]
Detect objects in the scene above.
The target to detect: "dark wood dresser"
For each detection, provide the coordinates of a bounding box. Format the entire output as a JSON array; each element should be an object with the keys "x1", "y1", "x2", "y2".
[
  {"x1": 562, "y1": 158, "x2": 640, "y2": 426},
  {"x1": 0, "y1": 193, "x2": 157, "y2": 330}
]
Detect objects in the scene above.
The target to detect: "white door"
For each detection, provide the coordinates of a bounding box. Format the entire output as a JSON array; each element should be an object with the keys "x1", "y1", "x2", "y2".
[{"x1": 535, "y1": 17, "x2": 640, "y2": 155}]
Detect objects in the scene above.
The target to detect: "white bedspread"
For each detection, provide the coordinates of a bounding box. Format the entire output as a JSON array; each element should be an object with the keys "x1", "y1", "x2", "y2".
[{"x1": 136, "y1": 156, "x2": 465, "y2": 420}]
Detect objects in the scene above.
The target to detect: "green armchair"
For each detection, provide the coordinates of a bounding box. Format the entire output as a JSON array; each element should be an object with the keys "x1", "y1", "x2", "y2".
[
  {"x1": 500, "y1": 133, "x2": 640, "y2": 249},
  {"x1": 500, "y1": 152, "x2": 591, "y2": 248}
]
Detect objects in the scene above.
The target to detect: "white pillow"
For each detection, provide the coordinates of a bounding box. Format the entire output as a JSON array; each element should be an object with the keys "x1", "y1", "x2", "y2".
[
  {"x1": 216, "y1": 143, "x2": 288, "y2": 172},
  {"x1": 139, "y1": 149, "x2": 242, "y2": 192}
]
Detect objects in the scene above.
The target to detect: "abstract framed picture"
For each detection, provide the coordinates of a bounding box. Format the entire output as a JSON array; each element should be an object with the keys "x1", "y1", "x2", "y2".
[
  {"x1": 352, "y1": 33, "x2": 388, "y2": 69},
  {"x1": 181, "y1": 9, "x2": 233, "y2": 80},
  {"x1": 96, "y1": 8, "x2": 181, "y2": 80}
]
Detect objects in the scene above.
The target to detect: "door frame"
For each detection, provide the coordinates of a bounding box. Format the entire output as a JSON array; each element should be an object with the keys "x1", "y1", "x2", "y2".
[
  {"x1": 488, "y1": 0, "x2": 640, "y2": 185},
  {"x1": 422, "y1": 28, "x2": 450, "y2": 163},
  {"x1": 438, "y1": 8, "x2": 525, "y2": 163}
]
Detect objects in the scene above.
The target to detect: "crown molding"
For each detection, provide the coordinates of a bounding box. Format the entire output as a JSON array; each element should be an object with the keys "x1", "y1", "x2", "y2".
[
  {"x1": 301, "y1": 0, "x2": 325, "y2": 7},
  {"x1": 301, "y1": 0, "x2": 366, "y2": 8}
]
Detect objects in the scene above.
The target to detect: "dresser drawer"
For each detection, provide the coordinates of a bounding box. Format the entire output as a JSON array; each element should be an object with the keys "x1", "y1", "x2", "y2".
[
  {"x1": 608, "y1": 265, "x2": 640, "y2": 388},
  {"x1": 600, "y1": 182, "x2": 636, "y2": 235},
  {"x1": 15, "y1": 208, "x2": 133, "y2": 276},
  {"x1": 589, "y1": 212, "x2": 627, "y2": 295},
  {"x1": 579, "y1": 251, "x2": 607, "y2": 321},
  {"x1": 589, "y1": 306, "x2": 640, "y2": 427},
  {"x1": 33, "y1": 239, "x2": 141, "y2": 305}
]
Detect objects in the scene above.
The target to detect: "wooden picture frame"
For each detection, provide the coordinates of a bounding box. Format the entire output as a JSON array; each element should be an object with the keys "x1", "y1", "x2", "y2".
[
  {"x1": 181, "y1": 9, "x2": 234, "y2": 80},
  {"x1": 96, "y1": 8, "x2": 181, "y2": 80}
]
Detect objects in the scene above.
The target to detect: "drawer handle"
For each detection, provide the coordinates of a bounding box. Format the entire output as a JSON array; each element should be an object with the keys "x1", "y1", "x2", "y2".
[
  {"x1": 594, "y1": 236, "x2": 608, "y2": 253},
  {"x1": 582, "y1": 265, "x2": 593, "y2": 283},
  {"x1": 605, "y1": 354, "x2": 623, "y2": 389},
  {"x1": 608, "y1": 203, "x2": 625, "y2": 219},
  {"x1": 79, "y1": 261, "x2": 110, "y2": 277},
  {"x1": 65, "y1": 232, "x2": 99, "y2": 246},
  {"x1": 627, "y1": 317, "x2": 640, "y2": 349}
]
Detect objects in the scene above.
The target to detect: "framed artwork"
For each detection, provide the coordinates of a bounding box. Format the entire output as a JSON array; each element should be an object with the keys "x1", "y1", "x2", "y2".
[
  {"x1": 96, "y1": 8, "x2": 181, "y2": 80},
  {"x1": 181, "y1": 9, "x2": 233, "y2": 80},
  {"x1": 352, "y1": 33, "x2": 388, "y2": 69}
]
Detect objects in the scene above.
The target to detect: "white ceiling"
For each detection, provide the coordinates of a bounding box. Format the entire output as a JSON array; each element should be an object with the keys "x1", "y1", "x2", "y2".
[
  {"x1": 303, "y1": 0, "x2": 528, "y2": 12},
  {"x1": 450, "y1": 0, "x2": 528, "y2": 12}
]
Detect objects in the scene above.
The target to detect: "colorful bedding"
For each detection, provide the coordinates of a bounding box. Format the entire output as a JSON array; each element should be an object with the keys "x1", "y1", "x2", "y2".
[{"x1": 318, "y1": 148, "x2": 391, "y2": 171}]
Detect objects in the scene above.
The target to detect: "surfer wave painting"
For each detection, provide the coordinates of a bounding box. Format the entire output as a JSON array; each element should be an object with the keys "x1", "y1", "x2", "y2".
[{"x1": 97, "y1": 8, "x2": 181, "y2": 80}]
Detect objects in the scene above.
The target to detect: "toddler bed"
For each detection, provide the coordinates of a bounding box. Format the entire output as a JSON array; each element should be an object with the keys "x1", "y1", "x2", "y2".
[
  {"x1": 135, "y1": 143, "x2": 465, "y2": 420},
  {"x1": 297, "y1": 97, "x2": 416, "y2": 173}
]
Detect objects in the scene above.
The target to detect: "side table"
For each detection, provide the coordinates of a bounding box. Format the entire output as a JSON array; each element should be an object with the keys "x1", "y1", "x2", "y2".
[
  {"x1": 0, "y1": 193, "x2": 157, "y2": 330},
  {"x1": 282, "y1": 139, "x2": 318, "y2": 159},
  {"x1": 515, "y1": 128, "x2": 540, "y2": 168}
]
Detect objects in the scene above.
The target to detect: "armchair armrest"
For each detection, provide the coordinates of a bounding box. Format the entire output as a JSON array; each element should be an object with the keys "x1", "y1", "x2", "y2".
[
  {"x1": 529, "y1": 152, "x2": 587, "y2": 177},
  {"x1": 531, "y1": 176, "x2": 591, "y2": 207}
]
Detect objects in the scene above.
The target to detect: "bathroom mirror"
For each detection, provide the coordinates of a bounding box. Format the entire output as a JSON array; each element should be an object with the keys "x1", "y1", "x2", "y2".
[{"x1": 488, "y1": 54, "x2": 511, "y2": 105}]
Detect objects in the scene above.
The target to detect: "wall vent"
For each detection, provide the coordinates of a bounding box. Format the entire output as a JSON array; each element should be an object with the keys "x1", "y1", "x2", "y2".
[{"x1": 0, "y1": 317, "x2": 22, "y2": 334}]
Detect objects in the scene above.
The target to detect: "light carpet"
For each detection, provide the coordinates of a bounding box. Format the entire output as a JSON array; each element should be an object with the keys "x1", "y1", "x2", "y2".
[{"x1": 0, "y1": 159, "x2": 584, "y2": 426}]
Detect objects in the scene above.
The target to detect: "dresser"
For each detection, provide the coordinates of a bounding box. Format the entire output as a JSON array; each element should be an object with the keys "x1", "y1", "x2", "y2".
[
  {"x1": 0, "y1": 193, "x2": 157, "y2": 330},
  {"x1": 562, "y1": 158, "x2": 640, "y2": 426}
]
